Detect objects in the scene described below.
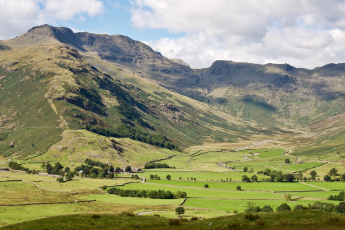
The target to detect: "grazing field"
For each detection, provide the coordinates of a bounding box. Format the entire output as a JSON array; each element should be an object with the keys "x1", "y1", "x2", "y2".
[
  {"x1": 281, "y1": 191, "x2": 342, "y2": 199},
  {"x1": 305, "y1": 182, "x2": 345, "y2": 190},
  {"x1": 140, "y1": 171, "x2": 270, "y2": 182},
  {"x1": 146, "y1": 180, "x2": 321, "y2": 191},
  {"x1": 274, "y1": 162, "x2": 325, "y2": 172},
  {"x1": 80, "y1": 194, "x2": 183, "y2": 206},
  {"x1": 116, "y1": 182, "x2": 283, "y2": 200},
  {"x1": 0, "y1": 181, "x2": 76, "y2": 205},
  {"x1": 304, "y1": 163, "x2": 345, "y2": 178},
  {"x1": 35, "y1": 178, "x2": 138, "y2": 192},
  {"x1": 0, "y1": 171, "x2": 57, "y2": 181},
  {"x1": 191, "y1": 151, "x2": 249, "y2": 162}
]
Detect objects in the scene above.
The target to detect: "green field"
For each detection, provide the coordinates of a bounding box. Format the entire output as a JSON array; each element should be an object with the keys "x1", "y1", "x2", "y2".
[
  {"x1": 115, "y1": 182, "x2": 283, "y2": 200},
  {"x1": 146, "y1": 180, "x2": 321, "y2": 191},
  {"x1": 305, "y1": 182, "x2": 345, "y2": 190},
  {"x1": 140, "y1": 171, "x2": 270, "y2": 182}
]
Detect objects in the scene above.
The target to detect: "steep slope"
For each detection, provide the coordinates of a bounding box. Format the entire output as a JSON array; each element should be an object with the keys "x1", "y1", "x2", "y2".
[{"x1": 0, "y1": 26, "x2": 269, "y2": 159}]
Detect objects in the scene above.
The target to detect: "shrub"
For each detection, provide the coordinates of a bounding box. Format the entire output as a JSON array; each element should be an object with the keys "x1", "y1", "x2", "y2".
[
  {"x1": 233, "y1": 210, "x2": 238, "y2": 214},
  {"x1": 256, "y1": 220, "x2": 265, "y2": 226},
  {"x1": 276, "y1": 203, "x2": 291, "y2": 212},
  {"x1": 284, "y1": 194, "x2": 292, "y2": 201},
  {"x1": 285, "y1": 159, "x2": 290, "y2": 164},
  {"x1": 91, "y1": 214, "x2": 101, "y2": 219},
  {"x1": 154, "y1": 214, "x2": 160, "y2": 217},
  {"x1": 191, "y1": 216, "x2": 198, "y2": 220},
  {"x1": 261, "y1": 205, "x2": 273, "y2": 212},
  {"x1": 244, "y1": 213, "x2": 259, "y2": 220},
  {"x1": 324, "y1": 175, "x2": 331, "y2": 181},
  {"x1": 204, "y1": 184, "x2": 209, "y2": 188},
  {"x1": 101, "y1": 185, "x2": 107, "y2": 190},
  {"x1": 169, "y1": 219, "x2": 181, "y2": 226},
  {"x1": 228, "y1": 223, "x2": 241, "y2": 228},
  {"x1": 236, "y1": 186, "x2": 241, "y2": 191},
  {"x1": 242, "y1": 175, "x2": 250, "y2": 182},
  {"x1": 56, "y1": 177, "x2": 64, "y2": 183},
  {"x1": 294, "y1": 205, "x2": 304, "y2": 211}
]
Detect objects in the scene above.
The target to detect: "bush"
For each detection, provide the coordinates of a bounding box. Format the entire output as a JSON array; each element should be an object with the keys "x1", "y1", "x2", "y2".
[
  {"x1": 233, "y1": 210, "x2": 238, "y2": 214},
  {"x1": 191, "y1": 216, "x2": 198, "y2": 220},
  {"x1": 284, "y1": 194, "x2": 292, "y2": 201},
  {"x1": 101, "y1": 185, "x2": 107, "y2": 190},
  {"x1": 293, "y1": 205, "x2": 304, "y2": 211},
  {"x1": 261, "y1": 205, "x2": 273, "y2": 212},
  {"x1": 204, "y1": 184, "x2": 209, "y2": 188},
  {"x1": 244, "y1": 213, "x2": 259, "y2": 220},
  {"x1": 276, "y1": 203, "x2": 291, "y2": 212},
  {"x1": 228, "y1": 223, "x2": 241, "y2": 228},
  {"x1": 169, "y1": 219, "x2": 181, "y2": 226},
  {"x1": 56, "y1": 177, "x2": 64, "y2": 183},
  {"x1": 91, "y1": 214, "x2": 101, "y2": 219},
  {"x1": 236, "y1": 186, "x2": 241, "y2": 191},
  {"x1": 256, "y1": 220, "x2": 265, "y2": 226}
]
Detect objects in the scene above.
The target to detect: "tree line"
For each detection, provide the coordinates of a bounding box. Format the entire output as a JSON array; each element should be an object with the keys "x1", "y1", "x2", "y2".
[
  {"x1": 8, "y1": 161, "x2": 39, "y2": 174},
  {"x1": 144, "y1": 162, "x2": 172, "y2": 169},
  {"x1": 85, "y1": 124, "x2": 180, "y2": 151},
  {"x1": 107, "y1": 187, "x2": 187, "y2": 199}
]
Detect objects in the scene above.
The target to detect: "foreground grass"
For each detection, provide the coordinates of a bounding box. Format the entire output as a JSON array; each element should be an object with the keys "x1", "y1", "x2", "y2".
[{"x1": 3, "y1": 209, "x2": 345, "y2": 230}]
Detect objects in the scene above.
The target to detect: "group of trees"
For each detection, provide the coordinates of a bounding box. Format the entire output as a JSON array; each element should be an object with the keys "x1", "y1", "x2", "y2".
[
  {"x1": 41, "y1": 162, "x2": 74, "y2": 182},
  {"x1": 241, "y1": 172, "x2": 296, "y2": 182},
  {"x1": 107, "y1": 187, "x2": 187, "y2": 199},
  {"x1": 144, "y1": 162, "x2": 171, "y2": 169},
  {"x1": 8, "y1": 161, "x2": 39, "y2": 174},
  {"x1": 323, "y1": 168, "x2": 345, "y2": 181},
  {"x1": 149, "y1": 174, "x2": 161, "y2": 180},
  {"x1": 244, "y1": 202, "x2": 274, "y2": 213},
  {"x1": 85, "y1": 124, "x2": 179, "y2": 151},
  {"x1": 327, "y1": 191, "x2": 345, "y2": 201},
  {"x1": 309, "y1": 201, "x2": 345, "y2": 214}
]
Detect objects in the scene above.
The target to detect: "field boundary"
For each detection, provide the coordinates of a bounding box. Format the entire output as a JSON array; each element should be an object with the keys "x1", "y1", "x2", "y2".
[{"x1": 0, "y1": 200, "x2": 96, "y2": 207}]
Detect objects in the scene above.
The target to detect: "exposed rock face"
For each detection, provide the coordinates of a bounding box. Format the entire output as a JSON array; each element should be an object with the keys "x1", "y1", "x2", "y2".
[
  {"x1": 171, "y1": 58, "x2": 190, "y2": 67},
  {"x1": 160, "y1": 102, "x2": 180, "y2": 112}
]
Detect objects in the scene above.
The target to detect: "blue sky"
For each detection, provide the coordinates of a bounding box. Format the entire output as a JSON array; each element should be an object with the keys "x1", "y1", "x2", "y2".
[{"x1": 1, "y1": 0, "x2": 345, "y2": 69}]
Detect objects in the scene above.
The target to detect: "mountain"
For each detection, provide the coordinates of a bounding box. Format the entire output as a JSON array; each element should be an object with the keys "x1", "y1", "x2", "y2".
[
  {"x1": 0, "y1": 25, "x2": 266, "y2": 160},
  {"x1": 1, "y1": 24, "x2": 345, "y2": 160}
]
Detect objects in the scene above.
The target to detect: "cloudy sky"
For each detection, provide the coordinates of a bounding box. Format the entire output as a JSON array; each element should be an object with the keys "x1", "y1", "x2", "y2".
[{"x1": 1, "y1": 0, "x2": 345, "y2": 69}]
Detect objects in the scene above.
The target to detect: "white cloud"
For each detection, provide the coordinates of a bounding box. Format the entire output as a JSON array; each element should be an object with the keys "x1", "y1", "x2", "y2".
[
  {"x1": 0, "y1": 0, "x2": 104, "y2": 40},
  {"x1": 131, "y1": 0, "x2": 345, "y2": 69}
]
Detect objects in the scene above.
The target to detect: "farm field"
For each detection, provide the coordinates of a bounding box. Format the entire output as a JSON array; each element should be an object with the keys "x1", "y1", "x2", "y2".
[
  {"x1": 35, "y1": 178, "x2": 138, "y2": 192},
  {"x1": 140, "y1": 171, "x2": 270, "y2": 181},
  {"x1": 305, "y1": 182, "x2": 345, "y2": 190},
  {"x1": 116, "y1": 182, "x2": 284, "y2": 200},
  {"x1": 146, "y1": 180, "x2": 321, "y2": 191}
]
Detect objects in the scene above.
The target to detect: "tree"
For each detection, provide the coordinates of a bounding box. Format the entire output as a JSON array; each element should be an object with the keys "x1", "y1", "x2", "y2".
[
  {"x1": 276, "y1": 171, "x2": 283, "y2": 182},
  {"x1": 236, "y1": 186, "x2": 241, "y2": 191},
  {"x1": 56, "y1": 177, "x2": 64, "y2": 183},
  {"x1": 166, "y1": 175, "x2": 171, "y2": 180},
  {"x1": 285, "y1": 159, "x2": 290, "y2": 164},
  {"x1": 175, "y1": 206, "x2": 185, "y2": 215},
  {"x1": 294, "y1": 205, "x2": 303, "y2": 211},
  {"x1": 115, "y1": 167, "x2": 121, "y2": 172},
  {"x1": 150, "y1": 174, "x2": 154, "y2": 180},
  {"x1": 329, "y1": 168, "x2": 338, "y2": 176},
  {"x1": 337, "y1": 202, "x2": 345, "y2": 214},
  {"x1": 324, "y1": 175, "x2": 331, "y2": 181},
  {"x1": 276, "y1": 203, "x2": 291, "y2": 211},
  {"x1": 125, "y1": 166, "x2": 131, "y2": 172},
  {"x1": 65, "y1": 172, "x2": 74, "y2": 181},
  {"x1": 298, "y1": 171, "x2": 303, "y2": 181},
  {"x1": 270, "y1": 175, "x2": 276, "y2": 182},
  {"x1": 204, "y1": 184, "x2": 209, "y2": 188},
  {"x1": 310, "y1": 170, "x2": 317, "y2": 180},
  {"x1": 251, "y1": 175, "x2": 258, "y2": 182},
  {"x1": 243, "y1": 167, "x2": 248, "y2": 172},
  {"x1": 242, "y1": 175, "x2": 250, "y2": 182},
  {"x1": 283, "y1": 174, "x2": 294, "y2": 182}
]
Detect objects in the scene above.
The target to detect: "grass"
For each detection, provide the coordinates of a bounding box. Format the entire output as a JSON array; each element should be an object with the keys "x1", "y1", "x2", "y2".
[
  {"x1": 115, "y1": 182, "x2": 283, "y2": 200},
  {"x1": 305, "y1": 182, "x2": 345, "y2": 190},
  {"x1": 35, "y1": 178, "x2": 137, "y2": 192},
  {"x1": 80, "y1": 194, "x2": 183, "y2": 206},
  {"x1": 146, "y1": 180, "x2": 322, "y2": 191},
  {"x1": 140, "y1": 171, "x2": 269, "y2": 182}
]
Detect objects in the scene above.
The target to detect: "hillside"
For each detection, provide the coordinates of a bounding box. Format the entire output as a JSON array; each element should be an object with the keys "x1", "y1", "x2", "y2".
[{"x1": 0, "y1": 25, "x2": 270, "y2": 160}]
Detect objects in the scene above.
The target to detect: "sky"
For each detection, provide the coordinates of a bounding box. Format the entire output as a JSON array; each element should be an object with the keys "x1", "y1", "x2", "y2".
[{"x1": 1, "y1": 0, "x2": 345, "y2": 69}]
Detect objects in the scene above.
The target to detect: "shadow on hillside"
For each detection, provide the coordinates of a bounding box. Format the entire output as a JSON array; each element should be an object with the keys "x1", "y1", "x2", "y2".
[{"x1": 0, "y1": 43, "x2": 10, "y2": 50}]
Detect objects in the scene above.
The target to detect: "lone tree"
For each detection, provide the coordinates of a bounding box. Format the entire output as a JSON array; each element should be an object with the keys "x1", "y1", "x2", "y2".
[
  {"x1": 125, "y1": 166, "x2": 131, "y2": 172},
  {"x1": 204, "y1": 184, "x2": 209, "y2": 188},
  {"x1": 56, "y1": 177, "x2": 64, "y2": 183},
  {"x1": 243, "y1": 167, "x2": 248, "y2": 172},
  {"x1": 337, "y1": 202, "x2": 345, "y2": 214},
  {"x1": 285, "y1": 159, "x2": 291, "y2": 164},
  {"x1": 284, "y1": 194, "x2": 292, "y2": 201},
  {"x1": 283, "y1": 174, "x2": 295, "y2": 182},
  {"x1": 166, "y1": 175, "x2": 171, "y2": 180},
  {"x1": 251, "y1": 175, "x2": 258, "y2": 182},
  {"x1": 175, "y1": 206, "x2": 185, "y2": 215},
  {"x1": 236, "y1": 186, "x2": 241, "y2": 191},
  {"x1": 65, "y1": 172, "x2": 74, "y2": 181},
  {"x1": 310, "y1": 170, "x2": 317, "y2": 180}
]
